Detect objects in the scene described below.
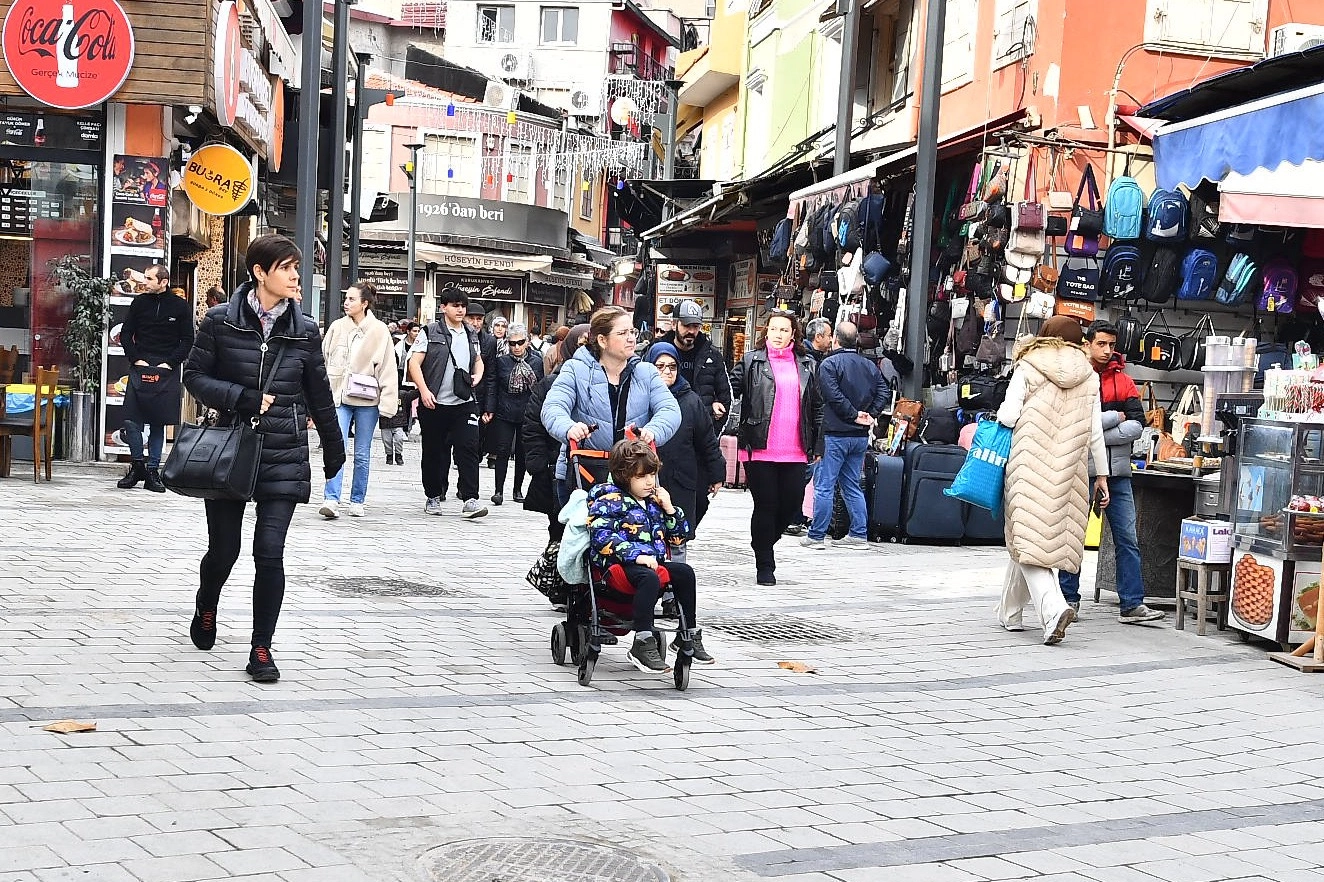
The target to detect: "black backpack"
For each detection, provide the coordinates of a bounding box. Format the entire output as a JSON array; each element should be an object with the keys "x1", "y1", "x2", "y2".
[
  {"x1": 1139, "y1": 246, "x2": 1183, "y2": 304},
  {"x1": 768, "y1": 218, "x2": 792, "y2": 263},
  {"x1": 834, "y1": 198, "x2": 863, "y2": 253},
  {"x1": 807, "y1": 204, "x2": 834, "y2": 263},
  {"x1": 1188, "y1": 188, "x2": 1223, "y2": 241},
  {"x1": 1101, "y1": 244, "x2": 1143, "y2": 300}
]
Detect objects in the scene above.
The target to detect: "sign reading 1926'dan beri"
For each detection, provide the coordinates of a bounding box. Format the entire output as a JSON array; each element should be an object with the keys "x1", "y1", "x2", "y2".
[{"x1": 2, "y1": 0, "x2": 136, "y2": 110}]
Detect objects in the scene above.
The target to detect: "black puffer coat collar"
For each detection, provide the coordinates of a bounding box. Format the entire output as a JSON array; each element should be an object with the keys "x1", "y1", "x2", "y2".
[{"x1": 224, "y1": 281, "x2": 313, "y2": 340}]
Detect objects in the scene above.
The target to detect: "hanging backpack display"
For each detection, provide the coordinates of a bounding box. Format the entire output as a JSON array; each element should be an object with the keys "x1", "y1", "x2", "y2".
[
  {"x1": 856, "y1": 192, "x2": 886, "y2": 252},
  {"x1": 834, "y1": 197, "x2": 864, "y2": 252},
  {"x1": 861, "y1": 251, "x2": 892, "y2": 286},
  {"x1": 1064, "y1": 164, "x2": 1103, "y2": 257},
  {"x1": 1056, "y1": 256, "x2": 1102, "y2": 301},
  {"x1": 768, "y1": 218, "x2": 792, "y2": 263},
  {"x1": 1139, "y1": 246, "x2": 1183, "y2": 304},
  {"x1": 1259, "y1": 258, "x2": 1298, "y2": 314},
  {"x1": 1187, "y1": 188, "x2": 1223, "y2": 241},
  {"x1": 1101, "y1": 244, "x2": 1143, "y2": 300},
  {"x1": 1215, "y1": 253, "x2": 1259, "y2": 306},
  {"x1": 1145, "y1": 188, "x2": 1189, "y2": 241},
  {"x1": 1103, "y1": 167, "x2": 1145, "y2": 241},
  {"x1": 1176, "y1": 248, "x2": 1220, "y2": 301},
  {"x1": 1138, "y1": 312, "x2": 1182, "y2": 371}
]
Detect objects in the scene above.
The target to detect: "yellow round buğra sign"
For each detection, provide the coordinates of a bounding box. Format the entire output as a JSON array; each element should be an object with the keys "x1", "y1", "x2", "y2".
[{"x1": 182, "y1": 144, "x2": 253, "y2": 216}]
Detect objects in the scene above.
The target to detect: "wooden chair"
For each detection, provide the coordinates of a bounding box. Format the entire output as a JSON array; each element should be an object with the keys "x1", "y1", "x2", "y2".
[
  {"x1": 0, "y1": 346, "x2": 17, "y2": 384},
  {"x1": 0, "y1": 365, "x2": 58, "y2": 482}
]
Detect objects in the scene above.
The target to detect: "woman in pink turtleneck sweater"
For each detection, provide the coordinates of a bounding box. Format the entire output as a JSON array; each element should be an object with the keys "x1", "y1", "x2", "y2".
[{"x1": 729, "y1": 312, "x2": 821, "y2": 585}]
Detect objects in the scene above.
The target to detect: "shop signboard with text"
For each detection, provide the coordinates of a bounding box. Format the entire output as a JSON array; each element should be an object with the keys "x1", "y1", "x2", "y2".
[
  {"x1": 181, "y1": 143, "x2": 253, "y2": 216},
  {"x1": 2, "y1": 0, "x2": 136, "y2": 109},
  {"x1": 435, "y1": 272, "x2": 525, "y2": 303},
  {"x1": 401, "y1": 193, "x2": 568, "y2": 251},
  {"x1": 655, "y1": 263, "x2": 716, "y2": 326}
]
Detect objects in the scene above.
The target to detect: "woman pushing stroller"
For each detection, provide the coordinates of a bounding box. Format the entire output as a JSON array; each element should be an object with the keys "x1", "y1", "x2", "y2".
[{"x1": 588, "y1": 439, "x2": 714, "y2": 672}]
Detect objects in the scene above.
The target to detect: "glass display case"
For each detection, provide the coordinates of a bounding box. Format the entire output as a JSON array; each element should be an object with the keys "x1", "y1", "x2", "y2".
[{"x1": 1229, "y1": 418, "x2": 1324, "y2": 647}]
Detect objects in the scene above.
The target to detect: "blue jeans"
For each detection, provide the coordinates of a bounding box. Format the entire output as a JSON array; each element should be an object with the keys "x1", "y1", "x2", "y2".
[
  {"x1": 324, "y1": 404, "x2": 379, "y2": 504},
  {"x1": 1059, "y1": 475, "x2": 1144, "y2": 610},
  {"x1": 809, "y1": 435, "x2": 868, "y2": 540},
  {"x1": 123, "y1": 421, "x2": 164, "y2": 469}
]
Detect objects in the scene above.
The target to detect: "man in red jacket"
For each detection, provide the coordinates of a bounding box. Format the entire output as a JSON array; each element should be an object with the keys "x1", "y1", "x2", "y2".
[{"x1": 1058, "y1": 321, "x2": 1165, "y2": 624}]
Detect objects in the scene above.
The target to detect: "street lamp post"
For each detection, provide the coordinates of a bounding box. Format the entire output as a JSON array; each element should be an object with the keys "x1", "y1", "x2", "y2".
[
  {"x1": 348, "y1": 51, "x2": 371, "y2": 287},
  {"x1": 403, "y1": 143, "x2": 424, "y2": 322}
]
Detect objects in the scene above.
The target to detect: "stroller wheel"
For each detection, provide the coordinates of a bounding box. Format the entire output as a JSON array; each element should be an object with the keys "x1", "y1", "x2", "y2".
[
  {"x1": 673, "y1": 656, "x2": 690, "y2": 691},
  {"x1": 551, "y1": 623, "x2": 568, "y2": 666},
  {"x1": 573, "y1": 625, "x2": 589, "y2": 664},
  {"x1": 577, "y1": 652, "x2": 597, "y2": 687}
]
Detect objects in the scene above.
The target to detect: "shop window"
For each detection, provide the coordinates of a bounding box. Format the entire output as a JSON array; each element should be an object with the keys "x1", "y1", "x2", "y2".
[
  {"x1": 941, "y1": 0, "x2": 975, "y2": 89},
  {"x1": 525, "y1": 304, "x2": 560, "y2": 337},
  {"x1": 1144, "y1": 0, "x2": 1267, "y2": 58},
  {"x1": 992, "y1": 0, "x2": 1036, "y2": 68},
  {"x1": 552, "y1": 167, "x2": 570, "y2": 213},
  {"x1": 504, "y1": 142, "x2": 534, "y2": 204},
  {"x1": 420, "y1": 132, "x2": 479, "y2": 197},
  {"x1": 477, "y1": 5, "x2": 514, "y2": 43},
  {"x1": 580, "y1": 171, "x2": 595, "y2": 220},
  {"x1": 540, "y1": 7, "x2": 579, "y2": 44}
]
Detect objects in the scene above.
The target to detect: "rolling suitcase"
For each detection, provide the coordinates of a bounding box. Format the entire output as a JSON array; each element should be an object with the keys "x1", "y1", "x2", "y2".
[
  {"x1": 867, "y1": 450, "x2": 905, "y2": 540},
  {"x1": 962, "y1": 503, "x2": 1006, "y2": 544},
  {"x1": 720, "y1": 435, "x2": 746, "y2": 488},
  {"x1": 901, "y1": 442, "x2": 966, "y2": 542}
]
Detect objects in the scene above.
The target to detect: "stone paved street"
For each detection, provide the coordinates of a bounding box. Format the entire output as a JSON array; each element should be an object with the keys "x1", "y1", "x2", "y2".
[{"x1": 3, "y1": 448, "x2": 1324, "y2": 882}]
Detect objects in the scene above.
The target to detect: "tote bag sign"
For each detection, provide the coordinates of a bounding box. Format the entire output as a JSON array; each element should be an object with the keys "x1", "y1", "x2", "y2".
[
  {"x1": 182, "y1": 144, "x2": 253, "y2": 216},
  {"x1": 2, "y1": 0, "x2": 135, "y2": 109}
]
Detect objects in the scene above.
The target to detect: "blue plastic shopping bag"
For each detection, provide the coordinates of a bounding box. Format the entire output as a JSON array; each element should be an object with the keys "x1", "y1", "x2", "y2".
[{"x1": 944, "y1": 418, "x2": 1011, "y2": 512}]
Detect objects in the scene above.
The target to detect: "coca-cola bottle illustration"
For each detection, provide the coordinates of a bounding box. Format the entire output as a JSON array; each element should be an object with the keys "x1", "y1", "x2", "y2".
[
  {"x1": 151, "y1": 208, "x2": 163, "y2": 241},
  {"x1": 33, "y1": 118, "x2": 45, "y2": 148},
  {"x1": 56, "y1": 5, "x2": 78, "y2": 90}
]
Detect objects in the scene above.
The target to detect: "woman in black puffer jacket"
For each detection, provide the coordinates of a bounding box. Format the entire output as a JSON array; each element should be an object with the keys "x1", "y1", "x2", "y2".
[{"x1": 182, "y1": 234, "x2": 344, "y2": 684}]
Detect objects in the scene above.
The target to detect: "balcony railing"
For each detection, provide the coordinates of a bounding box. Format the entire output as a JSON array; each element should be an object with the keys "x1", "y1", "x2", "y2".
[{"x1": 609, "y1": 43, "x2": 674, "y2": 81}]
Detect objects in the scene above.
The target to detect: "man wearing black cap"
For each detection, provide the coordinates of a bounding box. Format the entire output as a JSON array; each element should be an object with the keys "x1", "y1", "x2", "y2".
[
  {"x1": 407, "y1": 288, "x2": 488, "y2": 518},
  {"x1": 644, "y1": 299, "x2": 731, "y2": 432}
]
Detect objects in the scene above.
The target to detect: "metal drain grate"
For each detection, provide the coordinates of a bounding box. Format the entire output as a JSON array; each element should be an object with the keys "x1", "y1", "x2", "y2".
[
  {"x1": 703, "y1": 615, "x2": 852, "y2": 643},
  {"x1": 420, "y1": 838, "x2": 668, "y2": 882},
  {"x1": 312, "y1": 577, "x2": 460, "y2": 598}
]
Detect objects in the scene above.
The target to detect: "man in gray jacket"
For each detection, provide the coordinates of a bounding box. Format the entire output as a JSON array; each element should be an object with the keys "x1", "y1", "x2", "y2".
[{"x1": 1059, "y1": 321, "x2": 1165, "y2": 624}]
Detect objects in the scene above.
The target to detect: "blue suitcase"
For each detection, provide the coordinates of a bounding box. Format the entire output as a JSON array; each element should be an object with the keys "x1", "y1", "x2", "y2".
[
  {"x1": 867, "y1": 450, "x2": 905, "y2": 541},
  {"x1": 901, "y1": 443, "x2": 966, "y2": 542},
  {"x1": 963, "y1": 503, "x2": 1006, "y2": 544}
]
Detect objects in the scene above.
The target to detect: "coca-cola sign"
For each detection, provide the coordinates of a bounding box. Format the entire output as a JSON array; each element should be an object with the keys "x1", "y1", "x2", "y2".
[{"x1": 2, "y1": 0, "x2": 136, "y2": 110}]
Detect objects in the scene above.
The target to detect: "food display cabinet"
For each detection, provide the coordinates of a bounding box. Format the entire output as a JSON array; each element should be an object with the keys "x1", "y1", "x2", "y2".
[{"x1": 1228, "y1": 419, "x2": 1324, "y2": 647}]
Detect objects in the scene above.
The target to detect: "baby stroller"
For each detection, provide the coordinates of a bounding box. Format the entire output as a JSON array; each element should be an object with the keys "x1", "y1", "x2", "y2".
[{"x1": 550, "y1": 437, "x2": 695, "y2": 691}]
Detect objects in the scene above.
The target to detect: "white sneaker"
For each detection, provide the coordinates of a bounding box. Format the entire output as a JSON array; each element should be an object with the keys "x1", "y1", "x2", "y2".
[
  {"x1": 347, "y1": 503, "x2": 365, "y2": 517},
  {"x1": 318, "y1": 499, "x2": 339, "y2": 519},
  {"x1": 424, "y1": 497, "x2": 443, "y2": 515},
  {"x1": 835, "y1": 535, "x2": 869, "y2": 548},
  {"x1": 460, "y1": 499, "x2": 489, "y2": 519}
]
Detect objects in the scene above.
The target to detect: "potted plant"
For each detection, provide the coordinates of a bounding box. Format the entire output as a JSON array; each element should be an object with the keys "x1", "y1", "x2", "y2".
[{"x1": 51, "y1": 256, "x2": 113, "y2": 461}]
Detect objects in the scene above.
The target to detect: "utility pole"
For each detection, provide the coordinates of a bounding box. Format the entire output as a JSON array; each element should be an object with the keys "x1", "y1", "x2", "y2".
[
  {"x1": 903, "y1": 0, "x2": 946, "y2": 399},
  {"x1": 324, "y1": 0, "x2": 353, "y2": 328},
  {"x1": 663, "y1": 79, "x2": 683, "y2": 180},
  {"x1": 348, "y1": 50, "x2": 371, "y2": 287},
  {"x1": 403, "y1": 143, "x2": 424, "y2": 322},
  {"x1": 833, "y1": 0, "x2": 861, "y2": 176},
  {"x1": 294, "y1": 0, "x2": 321, "y2": 317}
]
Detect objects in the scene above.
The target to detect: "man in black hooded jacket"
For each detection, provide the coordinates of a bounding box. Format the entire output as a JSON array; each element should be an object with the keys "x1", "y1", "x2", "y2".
[{"x1": 643, "y1": 299, "x2": 731, "y2": 432}]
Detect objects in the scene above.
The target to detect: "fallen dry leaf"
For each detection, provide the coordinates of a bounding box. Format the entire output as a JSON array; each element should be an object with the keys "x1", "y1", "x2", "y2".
[
  {"x1": 777, "y1": 661, "x2": 818, "y2": 674},
  {"x1": 42, "y1": 720, "x2": 97, "y2": 734}
]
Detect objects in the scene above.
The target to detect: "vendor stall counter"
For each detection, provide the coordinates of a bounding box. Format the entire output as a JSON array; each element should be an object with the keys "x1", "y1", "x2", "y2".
[
  {"x1": 1227, "y1": 418, "x2": 1324, "y2": 649},
  {"x1": 1095, "y1": 470, "x2": 1195, "y2": 604}
]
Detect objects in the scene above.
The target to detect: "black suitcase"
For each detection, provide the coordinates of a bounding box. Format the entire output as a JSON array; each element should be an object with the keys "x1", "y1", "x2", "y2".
[
  {"x1": 963, "y1": 503, "x2": 1005, "y2": 544},
  {"x1": 901, "y1": 442, "x2": 966, "y2": 542},
  {"x1": 868, "y1": 449, "x2": 905, "y2": 540}
]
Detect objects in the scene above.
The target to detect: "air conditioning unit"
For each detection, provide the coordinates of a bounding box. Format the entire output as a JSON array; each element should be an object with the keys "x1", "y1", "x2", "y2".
[
  {"x1": 1270, "y1": 23, "x2": 1324, "y2": 56},
  {"x1": 484, "y1": 81, "x2": 517, "y2": 109},
  {"x1": 568, "y1": 86, "x2": 603, "y2": 117},
  {"x1": 498, "y1": 51, "x2": 533, "y2": 81}
]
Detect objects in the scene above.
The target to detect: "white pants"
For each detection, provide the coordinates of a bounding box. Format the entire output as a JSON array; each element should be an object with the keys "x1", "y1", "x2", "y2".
[{"x1": 997, "y1": 561, "x2": 1070, "y2": 637}]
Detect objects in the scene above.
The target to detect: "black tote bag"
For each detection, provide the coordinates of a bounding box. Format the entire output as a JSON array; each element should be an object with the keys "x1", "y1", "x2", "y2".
[{"x1": 161, "y1": 342, "x2": 287, "y2": 501}]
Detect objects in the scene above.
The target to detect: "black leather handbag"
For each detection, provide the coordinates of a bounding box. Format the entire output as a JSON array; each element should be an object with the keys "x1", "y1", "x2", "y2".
[{"x1": 161, "y1": 342, "x2": 287, "y2": 501}]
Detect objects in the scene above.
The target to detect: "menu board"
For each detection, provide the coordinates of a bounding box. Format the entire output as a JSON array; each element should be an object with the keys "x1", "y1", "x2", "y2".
[
  {"x1": 655, "y1": 263, "x2": 717, "y2": 330},
  {"x1": 0, "y1": 187, "x2": 64, "y2": 236},
  {"x1": 0, "y1": 112, "x2": 103, "y2": 151}
]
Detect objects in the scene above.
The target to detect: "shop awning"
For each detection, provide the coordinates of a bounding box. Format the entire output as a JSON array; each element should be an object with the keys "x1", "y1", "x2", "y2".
[
  {"x1": 788, "y1": 146, "x2": 917, "y2": 203},
  {"x1": 414, "y1": 244, "x2": 553, "y2": 273},
  {"x1": 1151, "y1": 81, "x2": 1324, "y2": 190},
  {"x1": 531, "y1": 268, "x2": 595, "y2": 288},
  {"x1": 1218, "y1": 158, "x2": 1324, "y2": 228}
]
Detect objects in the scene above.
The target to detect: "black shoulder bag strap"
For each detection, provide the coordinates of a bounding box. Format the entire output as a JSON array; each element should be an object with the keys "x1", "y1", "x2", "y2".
[{"x1": 612, "y1": 367, "x2": 635, "y2": 444}]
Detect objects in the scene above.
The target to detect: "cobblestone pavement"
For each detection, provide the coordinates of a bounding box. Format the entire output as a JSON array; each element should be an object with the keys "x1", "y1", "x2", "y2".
[{"x1": 2, "y1": 446, "x2": 1324, "y2": 882}]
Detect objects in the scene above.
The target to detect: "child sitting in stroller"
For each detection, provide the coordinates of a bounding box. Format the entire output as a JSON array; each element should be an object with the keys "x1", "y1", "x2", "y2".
[{"x1": 587, "y1": 439, "x2": 713, "y2": 672}]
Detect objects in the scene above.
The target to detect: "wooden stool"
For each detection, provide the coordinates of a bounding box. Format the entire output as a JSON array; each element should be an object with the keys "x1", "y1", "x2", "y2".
[{"x1": 1175, "y1": 560, "x2": 1231, "y2": 636}]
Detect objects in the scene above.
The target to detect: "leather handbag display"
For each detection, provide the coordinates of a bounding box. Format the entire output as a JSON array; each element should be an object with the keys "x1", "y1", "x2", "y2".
[
  {"x1": 892, "y1": 397, "x2": 925, "y2": 440},
  {"x1": 161, "y1": 342, "x2": 288, "y2": 501},
  {"x1": 957, "y1": 161, "x2": 986, "y2": 222},
  {"x1": 1065, "y1": 164, "x2": 1103, "y2": 257},
  {"x1": 1032, "y1": 244, "x2": 1060, "y2": 293}
]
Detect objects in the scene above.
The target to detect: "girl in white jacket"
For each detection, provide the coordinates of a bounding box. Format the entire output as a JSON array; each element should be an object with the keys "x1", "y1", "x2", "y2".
[{"x1": 319, "y1": 282, "x2": 399, "y2": 517}]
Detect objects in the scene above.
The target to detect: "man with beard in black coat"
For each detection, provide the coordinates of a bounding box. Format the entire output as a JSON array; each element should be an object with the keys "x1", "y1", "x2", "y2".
[{"x1": 642, "y1": 299, "x2": 731, "y2": 433}]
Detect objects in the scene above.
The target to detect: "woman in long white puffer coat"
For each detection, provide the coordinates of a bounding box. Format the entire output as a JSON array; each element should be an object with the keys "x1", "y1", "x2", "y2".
[{"x1": 995, "y1": 315, "x2": 1110, "y2": 646}]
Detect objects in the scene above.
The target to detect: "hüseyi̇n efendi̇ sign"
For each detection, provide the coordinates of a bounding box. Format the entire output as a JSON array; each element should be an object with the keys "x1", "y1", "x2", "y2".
[{"x1": 2, "y1": 0, "x2": 135, "y2": 110}]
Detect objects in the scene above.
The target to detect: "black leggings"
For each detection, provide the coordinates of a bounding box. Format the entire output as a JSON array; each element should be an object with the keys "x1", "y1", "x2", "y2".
[
  {"x1": 744, "y1": 460, "x2": 809, "y2": 567},
  {"x1": 488, "y1": 417, "x2": 526, "y2": 494},
  {"x1": 197, "y1": 497, "x2": 297, "y2": 648},
  {"x1": 621, "y1": 561, "x2": 697, "y2": 633}
]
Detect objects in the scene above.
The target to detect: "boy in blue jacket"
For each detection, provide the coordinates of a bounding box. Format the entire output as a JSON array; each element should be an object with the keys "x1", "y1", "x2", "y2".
[{"x1": 588, "y1": 439, "x2": 713, "y2": 672}]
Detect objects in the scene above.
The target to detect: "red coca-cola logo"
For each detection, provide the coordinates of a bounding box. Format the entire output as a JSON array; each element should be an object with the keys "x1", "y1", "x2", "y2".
[{"x1": 2, "y1": 0, "x2": 136, "y2": 110}]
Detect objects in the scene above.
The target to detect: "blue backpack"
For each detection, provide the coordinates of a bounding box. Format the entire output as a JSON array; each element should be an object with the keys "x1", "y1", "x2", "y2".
[
  {"x1": 1101, "y1": 244, "x2": 1142, "y2": 300},
  {"x1": 1215, "y1": 254, "x2": 1259, "y2": 305},
  {"x1": 1145, "y1": 188, "x2": 1188, "y2": 241},
  {"x1": 768, "y1": 218, "x2": 792, "y2": 262},
  {"x1": 1176, "y1": 248, "x2": 1220, "y2": 301},
  {"x1": 1104, "y1": 176, "x2": 1145, "y2": 240}
]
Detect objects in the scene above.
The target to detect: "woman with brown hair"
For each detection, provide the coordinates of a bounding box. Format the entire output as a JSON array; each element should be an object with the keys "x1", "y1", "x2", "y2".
[{"x1": 729, "y1": 309, "x2": 821, "y2": 586}]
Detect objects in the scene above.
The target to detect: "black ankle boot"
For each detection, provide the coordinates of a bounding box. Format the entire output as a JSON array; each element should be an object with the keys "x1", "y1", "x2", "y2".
[
  {"x1": 144, "y1": 468, "x2": 166, "y2": 493},
  {"x1": 117, "y1": 459, "x2": 147, "y2": 489}
]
